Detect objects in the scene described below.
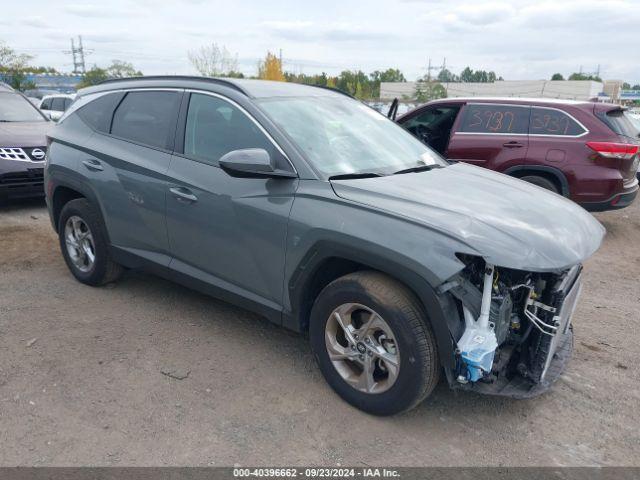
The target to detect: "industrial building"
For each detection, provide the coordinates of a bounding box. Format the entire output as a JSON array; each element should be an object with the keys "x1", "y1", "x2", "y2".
[{"x1": 380, "y1": 79, "x2": 619, "y2": 102}]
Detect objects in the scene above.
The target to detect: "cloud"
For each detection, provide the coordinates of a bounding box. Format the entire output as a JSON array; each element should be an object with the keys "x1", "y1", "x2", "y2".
[
  {"x1": 262, "y1": 20, "x2": 398, "y2": 43},
  {"x1": 441, "y1": 2, "x2": 516, "y2": 27},
  {"x1": 62, "y1": 3, "x2": 139, "y2": 17},
  {"x1": 21, "y1": 16, "x2": 50, "y2": 28}
]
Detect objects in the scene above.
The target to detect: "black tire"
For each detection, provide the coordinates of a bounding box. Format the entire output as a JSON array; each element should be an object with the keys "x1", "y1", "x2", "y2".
[
  {"x1": 309, "y1": 271, "x2": 440, "y2": 416},
  {"x1": 519, "y1": 175, "x2": 559, "y2": 194},
  {"x1": 58, "y1": 198, "x2": 123, "y2": 286}
]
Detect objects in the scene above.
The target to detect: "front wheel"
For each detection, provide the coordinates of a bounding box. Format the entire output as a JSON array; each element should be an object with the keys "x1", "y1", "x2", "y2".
[{"x1": 309, "y1": 271, "x2": 440, "y2": 415}]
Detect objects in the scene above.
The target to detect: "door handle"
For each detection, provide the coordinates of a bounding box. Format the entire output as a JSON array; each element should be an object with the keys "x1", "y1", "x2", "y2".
[
  {"x1": 503, "y1": 141, "x2": 524, "y2": 148},
  {"x1": 82, "y1": 159, "x2": 103, "y2": 171},
  {"x1": 169, "y1": 187, "x2": 198, "y2": 203}
]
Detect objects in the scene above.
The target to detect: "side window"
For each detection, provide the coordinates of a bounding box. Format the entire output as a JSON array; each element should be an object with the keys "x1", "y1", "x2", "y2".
[
  {"x1": 459, "y1": 104, "x2": 530, "y2": 134},
  {"x1": 63, "y1": 98, "x2": 73, "y2": 110},
  {"x1": 530, "y1": 108, "x2": 586, "y2": 136},
  {"x1": 402, "y1": 106, "x2": 460, "y2": 135},
  {"x1": 51, "y1": 97, "x2": 66, "y2": 112},
  {"x1": 40, "y1": 98, "x2": 52, "y2": 110},
  {"x1": 111, "y1": 91, "x2": 181, "y2": 150},
  {"x1": 76, "y1": 92, "x2": 125, "y2": 133},
  {"x1": 184, "y1": 93, "x2": 276, "y2": 165}
]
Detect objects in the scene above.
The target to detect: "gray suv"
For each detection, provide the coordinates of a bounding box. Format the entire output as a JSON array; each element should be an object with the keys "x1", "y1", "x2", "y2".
[{"x1": 45, "y1": 77, "x2": 604, "y2": 415}]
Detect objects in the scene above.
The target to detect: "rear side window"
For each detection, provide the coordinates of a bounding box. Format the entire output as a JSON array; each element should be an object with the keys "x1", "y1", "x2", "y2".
[
  {"x1": 40, "y1": 98, "x2": 52, "y2": 110},
  {"x1": 183, "y1": 93, "x2": 276, "y2": 165},
  {"x1": 111, "y1": 91, "x2": 181, "y2": 150},
  {"x1": 530, "y1": 108, "x2": 586, "y2": 136},
  {"x1": 458, "y1": 104, "x2": 530, "y2": 134},
  {"x1": 77, "y1": 92, "x2": 125, "y2": 133},
  {"x1": 596, "y1": 109, "x2": 638, "y2": 138}
]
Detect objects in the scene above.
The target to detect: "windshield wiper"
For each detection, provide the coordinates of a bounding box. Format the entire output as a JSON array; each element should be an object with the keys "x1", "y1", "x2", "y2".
[
  {"x1": 328, "y1": 172, "x2": 383, "y2": 180},
  {"x1": 393, "y1": 164, "x2": 442, "y2": 175}
]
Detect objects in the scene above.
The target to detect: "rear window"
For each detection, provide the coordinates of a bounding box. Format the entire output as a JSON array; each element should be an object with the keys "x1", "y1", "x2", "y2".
[
  {"x1": 530, "y1": 107, "x2": 586, "y2": 136},
  {"x1": 458, "y1": 104, "x2": 530, "y2": 134},
  {"x1": 110, "y1": 91, "x2": 181, "y2": 150},
  {"x1": 596, "y1": 109, "x2": 639, "y2": 139}
]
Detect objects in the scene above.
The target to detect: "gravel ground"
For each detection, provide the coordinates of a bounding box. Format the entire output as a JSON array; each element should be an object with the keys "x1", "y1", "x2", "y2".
[{"x1": 0, "y1": 197, "x2": 638, "y2": 466}]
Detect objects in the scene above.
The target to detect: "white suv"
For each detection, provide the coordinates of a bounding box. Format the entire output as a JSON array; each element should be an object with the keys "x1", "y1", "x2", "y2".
[{"x1": 39, "y1": 94, "x2": 76, "y2": 121}]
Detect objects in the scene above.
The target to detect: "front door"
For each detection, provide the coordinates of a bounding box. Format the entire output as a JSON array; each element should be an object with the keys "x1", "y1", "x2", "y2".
[
  {"x1": 446, "y1": 103, "x2": 530, "y2": 171},
  {"x1": 165, "y1": 92, "x2": 298, "y2": 316}
]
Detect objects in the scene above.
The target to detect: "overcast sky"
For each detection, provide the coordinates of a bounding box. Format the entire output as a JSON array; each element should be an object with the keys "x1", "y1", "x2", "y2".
[{"x1": 2, "y1": 0, "x2": 639, "y2": 83}]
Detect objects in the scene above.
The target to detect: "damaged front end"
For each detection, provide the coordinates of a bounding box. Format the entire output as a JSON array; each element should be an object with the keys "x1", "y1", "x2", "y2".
[{"x1": 439, "y1": 254, "x2": 583, "y2": 398}]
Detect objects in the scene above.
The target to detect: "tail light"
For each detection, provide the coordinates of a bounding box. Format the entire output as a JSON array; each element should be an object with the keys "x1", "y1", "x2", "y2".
[{"x1": 586, "y1": 142, "x2": 639, "y2": 160}]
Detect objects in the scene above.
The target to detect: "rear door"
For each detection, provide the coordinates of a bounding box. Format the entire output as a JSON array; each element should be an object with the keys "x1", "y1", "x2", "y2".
[
  {"x1": 80, "y1": 89, "x2": 183, "y2": 266},
  {"x1": 446, "y1": 103, "x2": 530, "y2": 171}
]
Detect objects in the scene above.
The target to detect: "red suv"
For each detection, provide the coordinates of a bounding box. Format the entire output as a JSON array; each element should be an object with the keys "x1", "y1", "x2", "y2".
[{"x1": 396, "y1": 98, "x2": 639, "y2": 211}]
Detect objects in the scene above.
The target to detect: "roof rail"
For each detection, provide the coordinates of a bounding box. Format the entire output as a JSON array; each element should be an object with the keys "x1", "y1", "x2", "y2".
[
  {"x1": 311, "y1": 85, "x2": 355, "y2": 99},
  {"x1": 95, "y1": 75, "x2": 249, "y2": 96}
]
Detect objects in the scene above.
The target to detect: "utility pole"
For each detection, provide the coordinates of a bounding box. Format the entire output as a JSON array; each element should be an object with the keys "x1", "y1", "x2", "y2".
[{"x1": 63, "y1": 36, "x2": 91, "y2": 74}]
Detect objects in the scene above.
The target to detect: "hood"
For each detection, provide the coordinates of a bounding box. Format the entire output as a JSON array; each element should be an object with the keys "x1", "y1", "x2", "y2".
[
  {"x1": 0, "y1": 121, "x2": 51, "y2": 148},
  {"x1": 331, "y1": 162, "x2": 605, "y2": 272}
]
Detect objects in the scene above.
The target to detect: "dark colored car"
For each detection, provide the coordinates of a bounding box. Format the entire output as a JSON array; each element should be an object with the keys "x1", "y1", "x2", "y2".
[
  {"x1": 396, "y1": 97, "x2": 640, "y2": 211},
  {"x1": 0, "y1": 83, "x2": 51, "y2": 201},
  {"x1": 45, "y1": 77, "x2": 604, "y2": 415}
]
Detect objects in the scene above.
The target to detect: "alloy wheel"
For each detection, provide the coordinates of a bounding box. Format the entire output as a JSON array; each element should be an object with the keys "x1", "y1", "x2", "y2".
[
  {"x1": 64, "y1": 215, "x2": 96, "y2": 273},
  {"x1": 325, "y1": 303, "x2": 400, "y2": 394}
]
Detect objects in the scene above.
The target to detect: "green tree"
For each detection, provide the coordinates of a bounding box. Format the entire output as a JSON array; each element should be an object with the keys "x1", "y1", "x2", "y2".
[
  {"x1": 107, "y1": 60, "x2": 142, "y2": 78},
  {"x1": 368, "y1": 68, "x2": 406, "y2": 98},
  {"x1": 551, "y1": 73, "x2": 564, "y2": 80},
  {"x1": 0, "y1": 41, "x2": 35, "y2": 91},
  {"x1": 568, "y1": 72, "x2": 602, "y2": 82},
  {"x1": 437, "y1": 68, "x2": 457, "y2": 83},
  {"x1": 414, "y1": 79, "x2": 446, "y2": 102},
  {"x1": 77, "y1": 66, "x2": 109, "y2": 88}
]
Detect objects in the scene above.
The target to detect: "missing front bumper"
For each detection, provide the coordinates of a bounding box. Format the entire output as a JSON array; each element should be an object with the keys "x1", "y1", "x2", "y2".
[{"x1": 456, "y1": 325, "x2": 574, "y2": 399}]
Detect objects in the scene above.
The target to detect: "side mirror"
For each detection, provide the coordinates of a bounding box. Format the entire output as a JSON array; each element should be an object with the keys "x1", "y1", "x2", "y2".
[{"x1": 219, "y1": 148, "x2": 296, "y2": 178}]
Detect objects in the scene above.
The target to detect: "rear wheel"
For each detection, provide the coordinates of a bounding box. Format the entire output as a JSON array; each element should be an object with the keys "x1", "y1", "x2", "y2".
[
  {"x1": 58, "y1": 198, "x2": 123, "y2": 286},
  {"x1": 309, "y1": 271, "x2": 440, "y2": 415},
  {"x1": 519, "y1": 175, "x2": 559, "y2": 194}
]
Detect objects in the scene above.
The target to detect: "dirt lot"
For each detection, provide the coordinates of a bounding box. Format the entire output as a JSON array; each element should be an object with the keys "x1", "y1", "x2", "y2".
[{"x1": 0, "y1": 197, "x2": 639, "y2": 466}]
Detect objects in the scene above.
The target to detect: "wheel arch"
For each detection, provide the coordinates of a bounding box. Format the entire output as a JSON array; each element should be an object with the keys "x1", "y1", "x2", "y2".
[
  {"x1": 50, "y1": 179, "x2": 103, "y2": 233},
  {"x1": 286, "y1": 242, "x2": 460, "y2": 369},
  {"x1": 502, "y1": 165, "x2": 570, "y2": 197}
]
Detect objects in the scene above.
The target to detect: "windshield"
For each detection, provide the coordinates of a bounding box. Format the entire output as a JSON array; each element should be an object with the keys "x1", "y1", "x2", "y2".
[
  {"x1": 0, "y1": 92, "x2": 46, "y2": 122},
  {"x1": 257, "y1": 95, "x2": 446, "y2": 177}
]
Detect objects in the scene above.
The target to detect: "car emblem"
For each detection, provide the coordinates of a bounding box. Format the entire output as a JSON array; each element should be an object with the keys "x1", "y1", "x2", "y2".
[{"x1": 31, "y1": 148, "x2": 46, "y2": 161}]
